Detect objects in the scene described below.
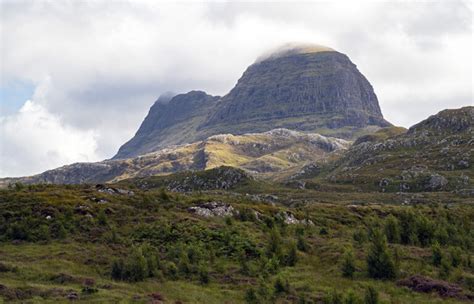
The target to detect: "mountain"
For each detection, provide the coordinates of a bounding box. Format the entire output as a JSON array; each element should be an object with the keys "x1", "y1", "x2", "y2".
[
  {"x1": 0, "y1": 129, "x2": 349, "y2": 186},
  {"x1": 296, "y1": 107, "x2": 474, "y2": 193},
  {"x1": 114, "y1": 44, "x2": 390, "y2": 159}
]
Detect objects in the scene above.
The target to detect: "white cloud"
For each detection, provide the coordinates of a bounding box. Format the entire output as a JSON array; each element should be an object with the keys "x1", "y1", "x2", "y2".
[
  {"x1": 0, "y1": 0, "x2": 472, "y2": 177},
  {"x1": 0, "y1": 98, "x2": 99, "y2": 177}
]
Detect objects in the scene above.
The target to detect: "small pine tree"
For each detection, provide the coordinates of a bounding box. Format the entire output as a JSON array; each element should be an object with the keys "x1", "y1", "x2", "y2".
[
  {"x1": 267, "y1": 227, "x2": 283, "y2": 258},
  {"x1": 344, "y1": 289, "x2": 361, "y2": 304},
  {"x1": 198, "y1": 265, "x2": 210, "y2": 284},
  {"x1": 57, "y1": 223, "x2": 68, "y2": 239},
  {"x1": 384, "y1": 215, "x2": 401, "y2": 243},
  {"x1": 111, "y1": 259, "x2": 124, "y2": 280},
  {"x1": 366, "y1": 229, "x2": 396, "y2": 279},
  {"x1": 37, "y1": 224, "x2": 51, "y2": 242},
  {"x1": 97, "y1": 209, "x2": 108, "y2": 226},
  {"x1": 245, "y1": 287, "x2": 258, "y2": 304},
  {"x1": 364, "y1": 286, "x2": 378, "y2": 304},
  {"x1": 341, "y1": 247, "x2": 356, "y2": 278},
  {"x1": 439, "y1": 258, "x2": 451, "y2": 280},
  {"x1": 353, "y1": 228, "x2": 367, "y2": 246},
  {"x1": 285, "y1": 242, "x2": 298, "y2": 266},
  {"x1": 297, "y1": 234, "x2": 309, "y2": 252},
  {"x1": 330, "y1": 289, "x2": 343, "y2": 304},
  {"x1": 449, "y1": 247, "x2": 462, "y2": 267},
  {"x1": 124, "y1": 247, "x2": 148, "y2": 282},
  {"x1": 431, "y1": 241, "x2": 443, "y2": 266},
  {"x1": 274, "y1": 276, "x2": 290, "y2": 294},
  {"x1": 158, "y1": 188, "x2": 170, "y2": 201}
]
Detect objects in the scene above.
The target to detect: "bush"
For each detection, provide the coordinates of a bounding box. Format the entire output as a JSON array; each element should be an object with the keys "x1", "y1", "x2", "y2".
[
  {"x1": 341, "y1": 247, "x2": 356, "y2": 278},
  {"x1": 366, "y1": 229, "x2": 396, "y2": 279}
]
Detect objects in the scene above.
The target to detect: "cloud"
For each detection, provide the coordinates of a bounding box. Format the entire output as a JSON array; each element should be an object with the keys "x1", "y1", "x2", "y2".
[
  {"x1": 0, "y1": 99, "x2": 99, "y2": 177},
  {"x1": 0, "y1": 0, "x2": 472, "y2": 177}
]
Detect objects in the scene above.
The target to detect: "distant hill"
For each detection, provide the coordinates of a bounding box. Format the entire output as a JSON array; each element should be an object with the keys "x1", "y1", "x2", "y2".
[
  {"x1": 114, "y1": 44, "x2": 390, "y2": 159},
  {"x1": 0, "y1": 129, "x2": 349, "y2": 186},
  {"x1": 297, "y1": 107, "x2": 474, "y2": 193}
]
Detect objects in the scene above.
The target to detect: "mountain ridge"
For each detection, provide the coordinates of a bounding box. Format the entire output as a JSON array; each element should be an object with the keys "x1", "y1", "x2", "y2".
[{"x1": 114, "y1": 44, "x2": 391, "y2": 159}]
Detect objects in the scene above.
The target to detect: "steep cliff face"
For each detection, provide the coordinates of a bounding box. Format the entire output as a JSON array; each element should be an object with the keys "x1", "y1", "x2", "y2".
[
  {"x1": 204, "y1": 50, "x2": 389, "y2": 133},
  {"x1": 114, "y1": 91, "x2": 219, "y2": 159},
  {"x1": 114, "y1": 44, "x2": 390, "y2": 159}
]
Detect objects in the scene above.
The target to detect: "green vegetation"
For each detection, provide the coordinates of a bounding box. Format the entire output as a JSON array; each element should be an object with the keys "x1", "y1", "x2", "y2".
[{"x1": 0, "y1": 176, "x2": 473, "y2": 303}]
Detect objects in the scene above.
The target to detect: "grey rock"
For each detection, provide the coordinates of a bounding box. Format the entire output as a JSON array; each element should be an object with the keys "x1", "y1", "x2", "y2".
[
  {"x1": 425, "y1": 174, "x2": 448, "y2": 191},
  {"x1": 188, "y1": 202, "x2": 237, "y2": 218}
]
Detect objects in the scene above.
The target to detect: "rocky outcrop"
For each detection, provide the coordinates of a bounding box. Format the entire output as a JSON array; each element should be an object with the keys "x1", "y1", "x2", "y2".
[
  {"x1": 114, "y1": 44, "x2": 391, "y2": 159},
  {"x1": 188, "y1": 202, "x2": 237, "y2": 217}
]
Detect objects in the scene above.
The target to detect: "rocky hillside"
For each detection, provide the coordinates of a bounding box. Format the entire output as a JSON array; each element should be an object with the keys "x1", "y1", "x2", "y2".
[
  {"x1": 115, "y1": 91, "x2": 220, "y2": 159},
  {"x1": 300, "y1": 107, "x2": 473, "y2": 193},
  {"x1": 114, "y1": 44, "x2": 390, "y2": 159},
  {"x1": 0, "y1": 129, "x2": 349, "y2": 186}
]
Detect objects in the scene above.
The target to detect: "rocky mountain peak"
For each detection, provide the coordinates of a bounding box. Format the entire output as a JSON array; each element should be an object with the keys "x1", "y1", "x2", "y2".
[{"x1": 114, "y1": 43, "x2": 391, "y2": 159}]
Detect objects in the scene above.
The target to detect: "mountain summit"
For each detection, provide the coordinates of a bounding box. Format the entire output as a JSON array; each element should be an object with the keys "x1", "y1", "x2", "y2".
[{"x1": 114, "y1": 44, "x2": 391, "y2": 159}]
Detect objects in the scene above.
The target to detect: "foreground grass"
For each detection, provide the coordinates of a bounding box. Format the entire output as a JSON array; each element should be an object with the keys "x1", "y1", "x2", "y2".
[{"x1": 0, "y1": 183, "x2": 473, "y2": 303}]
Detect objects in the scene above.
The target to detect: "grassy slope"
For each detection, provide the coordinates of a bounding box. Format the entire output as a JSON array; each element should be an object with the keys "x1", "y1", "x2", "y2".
[{"x1": 0, "y1": 179, "x2": 473, "y2": 303}]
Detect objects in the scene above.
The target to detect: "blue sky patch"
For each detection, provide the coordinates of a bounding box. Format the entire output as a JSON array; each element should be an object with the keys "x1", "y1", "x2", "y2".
[{"x1": 0, "y1": 79, "x2": 35, "y2": 116}]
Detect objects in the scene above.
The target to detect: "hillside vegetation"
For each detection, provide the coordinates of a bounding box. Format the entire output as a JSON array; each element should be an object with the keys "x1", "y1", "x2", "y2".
[{"x1": 0, "y1": 166, "x2": 473, "y2": 303}]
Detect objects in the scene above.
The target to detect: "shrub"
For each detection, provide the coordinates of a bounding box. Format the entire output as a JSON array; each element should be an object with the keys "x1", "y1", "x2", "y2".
[
  {"x1": 245, "y1": 288, "x2": 258, "y2": 304},
  {"x1": 341, "y1": 247, "x2": 356, "y2": 278},
  {"x1": 366, "y1": 229, "x2": 396, "y2": 279}
]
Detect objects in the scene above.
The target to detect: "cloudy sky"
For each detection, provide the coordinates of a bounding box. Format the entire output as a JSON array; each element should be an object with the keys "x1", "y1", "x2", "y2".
[{"x1": 0, "y1": 0, "x2": 472, "y2": 177}]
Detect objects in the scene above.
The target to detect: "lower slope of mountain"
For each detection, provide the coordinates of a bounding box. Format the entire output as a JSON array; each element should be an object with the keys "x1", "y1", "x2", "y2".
[
  {"x1": 0, "y1": 129, "x2": 350, "y2": 186},
  {"x1": 295, "y1": 107, "x2": 474, "y2": 193}
]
